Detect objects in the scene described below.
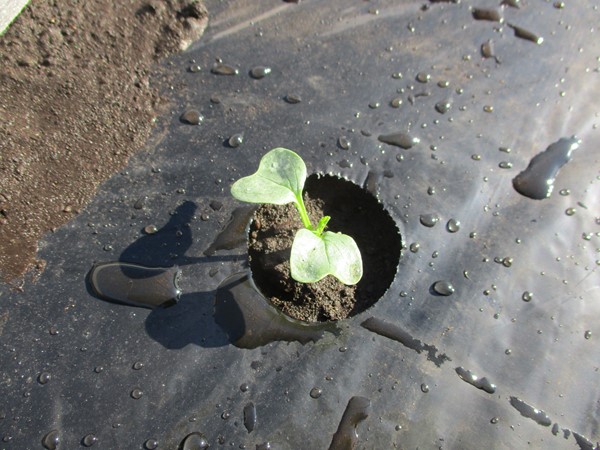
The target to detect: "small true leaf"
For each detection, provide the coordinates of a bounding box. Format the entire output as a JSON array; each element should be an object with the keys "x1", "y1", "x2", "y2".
[
  {"x1": 230, "y1": 147, "x2": 306, "y2": 205},
  {"x1": 291, "y1": 229, "x2": 363, "y2": 285}
]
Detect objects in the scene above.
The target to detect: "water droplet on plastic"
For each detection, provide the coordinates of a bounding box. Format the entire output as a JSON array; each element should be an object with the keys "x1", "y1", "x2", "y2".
[
  {"x1": 37, "y1": 372, "x2": 51, "y2": 384},
  {"x1": 181, "y1": 433, "x2": 209, "y2": 450},
  {"x1": 88, "y1": 262, "x2": 181, "y2": 309},
  {"x1": 180, "y1": 109, "x2": 203, "y2": 125},
  {"x1": 228, "y1": 133, "x2": 244, "y2": 148},
  {"x1": 513, "y1": 136, "x2": 580, "y2": 199},
  {"x1": 242, "y1": 402, "x2": 257, "y2": 433},
  {"x1": 455, "y1": 367, "x2": 496, "y2": 393},
  {"x1": 427, "y1": 186, "x2": 435, "y2": 195},
  {"x1": 132, "y1": 361, "x2": 143, "y2": 370},
  {"x1": 420, "y1": 383, "x2": 429, "y2": 393},
  {"x1": 214, "y1": 272, "x2": 338, "y2": 348},
  {"x1": 483, "y1": 105, "x2": 494, "y2": 113},
  {"x1": 509, "y1": 397, "x2": 552, "y2": 426},
  {"x1": 481, "y1": 39, "x2": 496, "y2": 59},
  {"x1": 240, "y1": 383, "x2": 249, "y2": 392},
  {"x1": 310, "y1": 387, "x2": 323, "y2": 399},
  {"x1": 420, "y1": 214, "x2": 440, "y2": 227},
  {"x1": 391, "y1": 72, "x2": 403, "y2": 79},
  {"x1": 522, "y1": 291, "x2": 533, "y2": 302},
  {"x1": 491, "y1": 417, "x2": 499, "y2": 424},
  {"x1": 211, "y1": 63, "x2": 239, "y2": 75},
  {"x1": 361, "y1": 317, "x2": 451, "y2": 366},
  {"x1": 584, "y1": 330, "x2": 592, "y2": 339},
  {"x1": 42, "y1": 430, "x2": 60, "y2": 450},
  {"x1": 339, "y1": 159, "x2": 352, "y2": 169},
  {"x1": 390, "y1": 97, "x2": 403, "y2": 108},
  {"x1": 508, "y1": 23, "x2": 544, "y2": 44},
  {"x1": 256, "y1": 442, "x2": 271, "y2": 450},
  {"x1": 189, "y1": 64, "x2": 201, "y2": 73},
  {"x1": 472, "y1": 8, "x2": 503, "y2": 22},
  {"x1": 329, "y1": 396, "x2": 371, "y2": 450},
  {"x1": 285, "y1": 93, "x2": 302, "y2": 104},
  {"x1": 131, "y1": 388, "x2": 143, "y2": 399},
  {"x1": 416, "y1": 72, "x2": 430, "y2": 83},
  {"x1": 82, "y1": 434, "x2": 97, "y2": 447},
  {"x1": 249, "y1": 66, "x2": 271, "y2": 79},
  {"x1": 565, "y1": 207, "x2": 576, "y2": 216},
  {"x1": 338, "y1": 136, "x2": 351, "y2": 150},
  {"x1": 446, "y1": 219, "x2": 460, "y2": 233},
  {"x1": 378, "y1": 132, "x2": 420, "y2": 149},
  {"x1": 435, "y1": 99, "x2": 451, "y2": 114},
  {"x1": 499, "y1": 161, "x2": 512, "y2": 169},
  {"x1": 433, "y1": 280, "x2": 455, "y2": 296},
  {"x1": 144, "y1": 439, "x2": 158, "y2": 449},
  {"x1": 409, "y1": 242, "x2": 420, "y2": 253}
]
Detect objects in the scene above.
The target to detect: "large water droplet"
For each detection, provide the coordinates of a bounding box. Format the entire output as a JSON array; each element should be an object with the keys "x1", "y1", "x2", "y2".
[
  {"x1": 88, "y1": 262, "x2": 181, "y2": 309},
  {"x1": 338, "y1": 136, "x2": 351, "y2": 150},
  {"x1": 181, "y1": 432, "x2": 209, "y2": 450},
  {"x1": 329, "y1": 396, "x2": 371, "y2": 450},
  {"x1": 180, "y1": 109, "x2": 203, "y2": 125},
  {"x1": 472, "y1": 7, "x2": 503, "y2": 22},
  {"x1": 82, "y1": 434, "x2": 97, "y2": 447},
  {"x1": 42, "y1": 430, "x2": 60, "y2": 450},
  {"x1": 249, "y1": 66, "x2": 271, "y2": 79},
  {"x1": 435, "y1": 99, "x2": 452, "y2": 114},
  {"x1": 522, "y1": 291, "x2": 533, "y2": 302},
  {"x1": 310, "y1": 387, "x2": 323, "y2": 399},
  {"x1": 513, "y1": 136, "x2": 580, "y2": 199},
  {"x1": 508, "y1": 23, "x2": 543, "y2": 44},
  {"x1": 243, "y1": 402, "x2": 257, "y2": 433},
  {"x1": 446, "y1": 219, "x2": 460, "y2": 233},
  {"x1": 378, "y1": 132, "x2": 420, "y2": 149},
  {"x1": 455, "y1": 367, "x2": 496, "y2": 393},
  {"x1": 509, "y1": 397, "x2": 552, "y2": 426},
  {"x1": 228, "y1": 133, "x2": 244, "y2": 148},
  {"x1": 211, "y1": 63, "x2": 239, "y2": 75},
  {"x1": 420, "y1": 214, "x2": 440, "y2": 227},
  {"x1": 433, "y1": 280, "x2": 455, "y2": 296}
]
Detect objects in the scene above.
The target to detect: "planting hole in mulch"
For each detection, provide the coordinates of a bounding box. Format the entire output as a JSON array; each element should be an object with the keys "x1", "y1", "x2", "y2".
[{"x1": 248, "y1": 174, "x2": 402, "y2": 323}]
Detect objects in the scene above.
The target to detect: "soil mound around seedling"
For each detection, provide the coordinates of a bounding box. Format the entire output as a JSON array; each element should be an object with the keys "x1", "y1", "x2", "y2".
[
  {"x1": 0, "y1": 0, "x2": 207, "y2": 283},
  {"x1": 249, "y1": 174, "x2": 402, "y2": 322}
]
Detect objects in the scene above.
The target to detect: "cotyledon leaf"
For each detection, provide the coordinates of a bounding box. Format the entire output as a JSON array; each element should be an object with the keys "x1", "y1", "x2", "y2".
[
  {"x1": 230, "y1": 147, "x2": 306, "y2": 205},
  {"x1": 291, "y1": 229, "x2": 363, "y2": 285}
]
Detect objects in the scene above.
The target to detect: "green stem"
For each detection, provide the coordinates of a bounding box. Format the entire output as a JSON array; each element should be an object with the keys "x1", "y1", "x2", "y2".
[{"x1": 294, "y1": 193, "x2": 314, "y2": 231}]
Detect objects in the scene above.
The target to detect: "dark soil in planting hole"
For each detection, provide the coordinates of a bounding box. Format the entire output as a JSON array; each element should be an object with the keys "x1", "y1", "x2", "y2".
[{"x1": 248, "y1": 174, "x2": 402, "y2": 322}]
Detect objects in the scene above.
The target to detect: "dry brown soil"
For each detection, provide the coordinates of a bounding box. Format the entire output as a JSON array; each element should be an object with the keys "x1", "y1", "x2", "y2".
[{"x1": 0, "y1": 0, "x2": 207, "y2": 284}]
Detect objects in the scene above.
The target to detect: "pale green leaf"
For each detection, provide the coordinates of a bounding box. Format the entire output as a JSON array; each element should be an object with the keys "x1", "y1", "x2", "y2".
[
  {"x1": 231, "y1": 147, "x2": 306, "y2": 205},
  {"x1": 290, "y1": 229, "x2": 363, "y2": 285}
]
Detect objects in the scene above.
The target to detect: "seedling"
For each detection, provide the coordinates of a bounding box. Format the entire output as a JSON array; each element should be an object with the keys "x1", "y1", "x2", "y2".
[{"x1": 231, "y1": 148, "x2": 363, "y2": 285}]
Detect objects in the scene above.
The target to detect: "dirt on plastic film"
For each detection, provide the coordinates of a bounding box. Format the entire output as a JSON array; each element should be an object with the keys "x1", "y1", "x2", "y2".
[
  {"x1": 0, "y1": 0, "x2": 599, "y2": 449},
  {"x1": 0, "y1": 0, "x2": 208, "y2": 282}
]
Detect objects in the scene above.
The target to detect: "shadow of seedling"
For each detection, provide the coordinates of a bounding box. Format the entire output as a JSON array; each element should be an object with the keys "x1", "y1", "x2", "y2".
[{"x1": 86, "y1": 200, "x2": 245, "y2": 349}]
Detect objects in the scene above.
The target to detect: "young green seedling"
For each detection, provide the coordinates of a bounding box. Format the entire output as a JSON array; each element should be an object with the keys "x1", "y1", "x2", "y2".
[{"x1": 231, "y1": 147, "x2": 363, "y2": 285}]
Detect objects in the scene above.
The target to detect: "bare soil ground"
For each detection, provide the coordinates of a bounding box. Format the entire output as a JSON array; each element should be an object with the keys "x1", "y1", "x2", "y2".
[{"x1": 0, "y1": 0, "x2": 207, "y2": 283}]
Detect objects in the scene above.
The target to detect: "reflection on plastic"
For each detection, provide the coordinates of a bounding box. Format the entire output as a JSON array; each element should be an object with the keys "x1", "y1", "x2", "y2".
[
  {"x1": 88, "y1": 262, "x2": 181, "y2": 309},
  {"x1": 214, "y1": 272, "x2": 339, "y2": 349}
]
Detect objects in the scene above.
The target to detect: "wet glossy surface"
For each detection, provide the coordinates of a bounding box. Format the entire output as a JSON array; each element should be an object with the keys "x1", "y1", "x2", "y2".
[{"x1": 1, "y1": 0, "x2": 599, "y2": 448}]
